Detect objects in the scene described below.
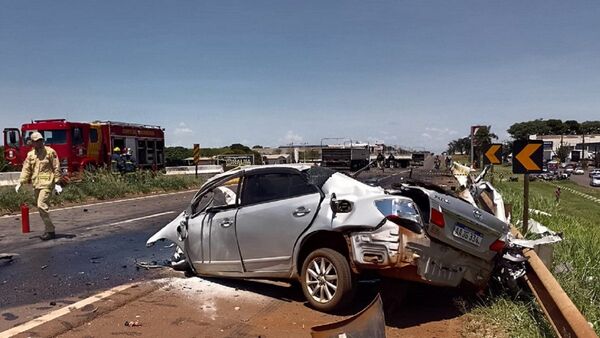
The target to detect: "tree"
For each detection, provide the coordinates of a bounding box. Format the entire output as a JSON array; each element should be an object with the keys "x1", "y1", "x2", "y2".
[
  {"x1": 556, "y1": 145, "x2": 570, "y2": 163},
  {"x1": 564, "y1": 120, "x2": 580, "y2": 135},
  {"x1": 581, "y1": 121, "x2": 600, "y2": 134},
  {"x1": 447, "y1": 137, "x2": 471, "y2": 155},
  {"x1": 165, "y1": 146, "x2": 192, "y2": 166},
  {"x1": 473, "y1": 126, "x2": 498, "y2": 167}
]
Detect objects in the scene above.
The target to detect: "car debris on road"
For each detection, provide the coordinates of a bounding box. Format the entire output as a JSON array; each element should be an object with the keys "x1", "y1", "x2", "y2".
[{"x1": 146, "y1": 163, "x2": 563, "y2": 312}]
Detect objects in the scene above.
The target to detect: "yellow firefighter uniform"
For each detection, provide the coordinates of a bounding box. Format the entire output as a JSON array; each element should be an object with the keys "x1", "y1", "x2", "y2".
[{"x1": 19, "y1": 146, "x2": 61, "y2": 233}]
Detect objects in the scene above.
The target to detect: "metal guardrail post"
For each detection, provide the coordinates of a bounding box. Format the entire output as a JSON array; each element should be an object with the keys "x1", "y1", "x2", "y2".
[{"x1": 512, "y1": 228, "x2": 598, "y2": 338}]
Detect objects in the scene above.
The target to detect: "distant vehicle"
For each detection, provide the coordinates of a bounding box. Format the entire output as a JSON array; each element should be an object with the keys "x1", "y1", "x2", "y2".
[
  {"x1": 589, "y1": 169, "x2": 600, "y2": 178},
  {"x1": 574, "y1": 168, "x2": 585, "y2": 175},
  {"x1": 591, "y1": 175, "x2": 600, "y2": 187},
  {"x1": 547, "y1": 161, "x2": 559, "y2": 173},
  {"x1": 565, "y1": 166, "x2": 574, "y2": 174},
  {"x1": 4, "y1": 119, "x2": 165, "y2": 175},
  {"x1": 321, "y1": 143, "x2": 370, "y2": 171},
  {"x1": 411, "y1": 152, "x2": 426, "y2": 166}
]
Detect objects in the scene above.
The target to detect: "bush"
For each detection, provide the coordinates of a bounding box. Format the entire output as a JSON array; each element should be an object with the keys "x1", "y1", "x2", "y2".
[{"x1": 0, "y1": 170, "x2": 203, "y2": 215}]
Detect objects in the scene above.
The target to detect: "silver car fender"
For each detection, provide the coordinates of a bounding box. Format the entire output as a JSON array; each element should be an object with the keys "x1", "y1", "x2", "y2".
[{"x1": 146, "y1": 211, "x2": 186, "y2": 248}]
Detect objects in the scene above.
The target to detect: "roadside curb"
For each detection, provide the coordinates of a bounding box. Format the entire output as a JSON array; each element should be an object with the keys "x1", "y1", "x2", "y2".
[{"x1": 0, "y1": 282, "x2": 160, "y2": 338}]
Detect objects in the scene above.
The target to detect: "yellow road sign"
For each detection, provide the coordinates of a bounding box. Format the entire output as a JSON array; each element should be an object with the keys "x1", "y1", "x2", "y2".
[
  {"x1": 483, "y1": 144, "x2": 502, "y2": 165},
  {"x1": 513, "y1": 140, "x2": 543, "y2": 173},
  {"x1": 193, "y1": 144, "x2": 200, "y2": 165}
]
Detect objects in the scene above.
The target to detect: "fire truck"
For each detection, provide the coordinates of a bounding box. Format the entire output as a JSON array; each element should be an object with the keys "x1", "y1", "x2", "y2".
[{"x1": 3, "y1": 119, "x2": 165, "y2": 175}]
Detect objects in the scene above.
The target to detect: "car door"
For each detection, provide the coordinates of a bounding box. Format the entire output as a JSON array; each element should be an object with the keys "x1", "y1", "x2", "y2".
[
  {"x1": 185, "y1": 177, "x2": 243, "y2": 274},
  {"x1": 236, "y1": 170, "x2": 322, "y2": 272}
]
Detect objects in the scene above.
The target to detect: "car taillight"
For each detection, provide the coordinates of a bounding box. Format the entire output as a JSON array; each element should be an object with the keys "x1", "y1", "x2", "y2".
[
  {"x1": 489, "y1": 239, "x2": 506, "y2": 252},
  {"x1": 430, "y1": 208, "x2": 445, "y2": 228}
]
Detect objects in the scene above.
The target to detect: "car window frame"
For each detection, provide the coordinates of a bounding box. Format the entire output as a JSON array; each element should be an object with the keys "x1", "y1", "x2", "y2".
[
  {"x1": 240, "y1": 168, "x2": 321, "y2": 207},
  {"x1": 190, "y1": 173, "x2": 243, "y2": 218}
]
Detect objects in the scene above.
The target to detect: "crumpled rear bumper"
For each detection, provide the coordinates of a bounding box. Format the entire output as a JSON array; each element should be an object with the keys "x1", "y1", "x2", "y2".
[{"x1": 348, "y1": 220, "x2": 494, "y2": 288}]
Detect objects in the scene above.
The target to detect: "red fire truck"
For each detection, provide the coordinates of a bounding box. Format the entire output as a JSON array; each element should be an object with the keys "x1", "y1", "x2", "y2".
[{"x1": 3, "y1": 119, "x2": 165, "y2": 175}]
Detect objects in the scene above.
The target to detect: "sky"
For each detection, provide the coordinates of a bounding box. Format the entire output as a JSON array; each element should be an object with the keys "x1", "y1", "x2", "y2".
[{"x1": 1, "y1": 1, "x2": 600, "y2": 152}]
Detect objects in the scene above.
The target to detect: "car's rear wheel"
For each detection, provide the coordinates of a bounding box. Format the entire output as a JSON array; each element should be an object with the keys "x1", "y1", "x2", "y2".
[{"x1": 300, "y1": 248, "x2": 354, "y2": 312}]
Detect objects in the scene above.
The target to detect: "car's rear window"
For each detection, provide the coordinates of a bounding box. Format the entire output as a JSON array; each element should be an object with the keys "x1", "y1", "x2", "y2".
[{"x1": 305, "y1": 166, "x2": 336, "y2": 188}]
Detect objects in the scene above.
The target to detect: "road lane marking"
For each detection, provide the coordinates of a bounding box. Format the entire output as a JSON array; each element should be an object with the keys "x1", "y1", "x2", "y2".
[
  {"x1": 0, "y1": 189, "x2": 195, "y2": 219},
  {"x1": 0, "y1": 283, "x2": 136, "y2": 338},
  {"x1": 107, "y1": 211, "x2": 176, "y2": 226}
]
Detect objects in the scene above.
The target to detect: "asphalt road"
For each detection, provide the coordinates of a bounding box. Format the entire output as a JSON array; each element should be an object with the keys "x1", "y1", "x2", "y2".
[
  {"x1": 0, "y1": 190, "x2": 196, "y2": 331},
  {"x1": 569, "y1": 168, "x2": 599, "y2": 189}
]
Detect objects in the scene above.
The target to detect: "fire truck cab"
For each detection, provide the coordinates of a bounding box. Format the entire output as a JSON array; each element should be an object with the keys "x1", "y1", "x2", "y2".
[{"x1": 3, "y1": 119, "x2": 165, "y2": 175}]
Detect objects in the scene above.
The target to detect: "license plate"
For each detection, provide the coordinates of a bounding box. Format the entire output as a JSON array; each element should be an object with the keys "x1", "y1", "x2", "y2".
[{"x1": 453, "y1": 223, "x2": 483, "y2": 247}]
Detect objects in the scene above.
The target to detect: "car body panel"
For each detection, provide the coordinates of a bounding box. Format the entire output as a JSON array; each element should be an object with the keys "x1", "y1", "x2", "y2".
[{"x1": 236, "y1": 192, "x2": 322, "y2": 272}]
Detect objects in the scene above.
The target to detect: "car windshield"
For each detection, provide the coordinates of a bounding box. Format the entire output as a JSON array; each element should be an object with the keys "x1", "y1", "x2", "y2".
[{"x1": 23, "y1": 130, "x2": 68, "y2": 145}]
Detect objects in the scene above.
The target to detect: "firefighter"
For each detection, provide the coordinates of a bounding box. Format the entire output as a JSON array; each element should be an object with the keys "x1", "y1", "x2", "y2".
[
  {"x1": 111, "y1": 147, "x2": 124, "y2": 173},
  {"x1": 15, "y1": 132, "x2": 62, "y2": 240},
  {"x1": 123, "y1": 148, "x2": 137, "y2": 173}
]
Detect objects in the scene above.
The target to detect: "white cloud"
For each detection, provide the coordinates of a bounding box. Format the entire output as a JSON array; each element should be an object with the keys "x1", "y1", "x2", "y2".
[
  {"x1": 421, "y1": 133, "x2": 432, "y2": 139},
  {"x1": 281, "y1": 130, "x2": 303, "y2": 144},
  {"x1": 174, "y1": 122, "x2": 192, "y2": 135},
  {"x1": 424, "y1": 127, "x2": 459, "y2": 136}
]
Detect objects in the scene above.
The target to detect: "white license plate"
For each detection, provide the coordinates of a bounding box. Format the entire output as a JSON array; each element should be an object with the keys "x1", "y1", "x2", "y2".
[{"x1": 453, "y1": 223, "x2": 483, "y2": 247}]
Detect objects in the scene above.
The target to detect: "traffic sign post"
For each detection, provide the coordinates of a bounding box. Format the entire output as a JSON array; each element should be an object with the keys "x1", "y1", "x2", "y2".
[
  {"x1": 483, "y1": 144, "x2": 502, "y2": 165},
  {"x1": 193, "y1": 144, "x2": 200, "y2": 179},
  {"x1": 512, "y1": 140, "x2": 543, "y2": 234},
  {"x1": 483, "y1": 143, "x2": 502, "y2": 184}
]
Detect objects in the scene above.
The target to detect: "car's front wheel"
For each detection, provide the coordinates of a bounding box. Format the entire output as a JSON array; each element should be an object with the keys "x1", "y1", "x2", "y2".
[{"x1": 300, "y1": 248, "x2": 355, "y2": 312}]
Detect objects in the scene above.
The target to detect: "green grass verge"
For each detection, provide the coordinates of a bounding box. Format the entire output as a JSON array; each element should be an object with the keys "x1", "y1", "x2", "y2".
[
  {"x1": 0, "y1": 170, "x2": 204, "y2": 215},
  {"x1": 463, "y1": 165, "x2": 600, "y2": 337}
]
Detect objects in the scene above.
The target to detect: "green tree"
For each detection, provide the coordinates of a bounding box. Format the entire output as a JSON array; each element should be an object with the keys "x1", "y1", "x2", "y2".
[
  {"x1": 165, "y1": 146, "x2": 192, "y2": 166},
  {"x1": 556, "y1": 145, "x2": 570, "y2": 163},
  {"x1": 473, "y1": 126, "x2": 498, "y2": 167},
  {"x1": 564, "y1": 120, "x2": 580, "y2": 135}
]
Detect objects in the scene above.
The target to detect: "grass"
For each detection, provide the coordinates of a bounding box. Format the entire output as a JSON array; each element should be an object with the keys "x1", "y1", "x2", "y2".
[
  {"x1": 462, "y1": 165, "x2": 600, "y2": 337},
  {"x1": 0, "y1": 170, "x2": 204, "y2": 215}
]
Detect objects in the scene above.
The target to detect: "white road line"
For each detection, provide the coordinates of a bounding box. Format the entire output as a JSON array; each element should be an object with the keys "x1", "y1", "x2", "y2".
[
  {"x1": 0, "y1": 283, "x2": 136, "y2": 338},
  {"x1": 100, "y1": 211, "x2": 176, "y2": 229},
  {"x1": 83, "y1": 211, "x2": 177, "y2": 231},
  {"x1": 0, "y1": 190, "x2": 195, "y2": 219}
]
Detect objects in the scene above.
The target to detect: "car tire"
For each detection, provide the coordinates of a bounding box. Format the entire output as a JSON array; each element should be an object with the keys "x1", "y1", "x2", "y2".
[{"x1": 300, "y1": 248, "x2": 355, "y2": 312}]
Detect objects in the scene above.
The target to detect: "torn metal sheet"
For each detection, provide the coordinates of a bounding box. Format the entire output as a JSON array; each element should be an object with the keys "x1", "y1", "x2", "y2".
[
  {"x1": 450, "y1": 162, "x2": 473, "y2": 188},
  {"x1": 510, "y1": 235, "x2": 563, "y2": 249},
  {"x1": 311, "y1": 294, "x2": 386, "y2": 338},
  {"x1": 529, "y1": 209, "x2": 552, "y2": 217}
]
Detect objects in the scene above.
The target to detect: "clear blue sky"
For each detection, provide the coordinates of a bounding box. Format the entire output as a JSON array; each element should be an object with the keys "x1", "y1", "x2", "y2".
[{"x1": 2, "y1": 1, "x2": 599, "y2": 152}]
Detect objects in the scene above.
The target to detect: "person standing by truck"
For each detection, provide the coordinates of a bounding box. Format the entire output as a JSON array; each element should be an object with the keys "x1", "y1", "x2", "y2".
[{"x1": 15, "y1": 132, "x2": 62, "y2": 240}]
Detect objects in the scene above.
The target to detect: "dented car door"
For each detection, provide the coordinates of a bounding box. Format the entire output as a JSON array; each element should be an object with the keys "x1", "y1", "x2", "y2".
[
  {"x1": 185, "y1": 177, "x2": 243, "y2": 274},
  {"x1": 236, "y1": 170, "x2": 322, "y2": 272}
]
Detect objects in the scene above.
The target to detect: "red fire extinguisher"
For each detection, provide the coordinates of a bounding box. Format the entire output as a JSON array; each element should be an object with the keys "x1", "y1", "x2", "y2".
[{"x1": 21, "y1": 203, "x2": 30, "y2": 233}]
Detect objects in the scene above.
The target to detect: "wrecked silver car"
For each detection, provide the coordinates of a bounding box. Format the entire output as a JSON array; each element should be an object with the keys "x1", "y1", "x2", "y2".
[{"x1": 147, "y1": 164, "x2": 514, "y2": 312}]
